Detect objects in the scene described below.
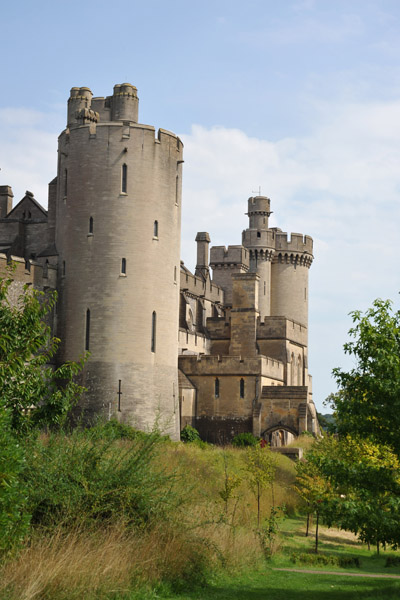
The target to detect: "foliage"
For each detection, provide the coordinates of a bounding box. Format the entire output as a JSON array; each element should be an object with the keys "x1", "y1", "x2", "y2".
[
  {"x1": 245, "y1": 445, "x2": 277, "y2": 526},
  {"x1": 23, "y1": 430, "x2": 180, "y2": 529},
  {"x1": 218, "y1": 452, "x2": 242, "y2": 517},
  {"x1": 317, "y1": 411, "x2": 337, "y2": 433},
  {"x1": 306, "y1": 435, "x2": 400, "y2": 553},
  {"x1": 87, "y1": 418, "x2": 169, "y2": 443},
  {"x1": 257, "y1": 506, "x2": 285, "y2": 560},
  {"x1": 232, "y1": 432, "x2": 259, "y2": 447},
  {"x1": 180, "y1": 425, "x2": 201, "y2": 443},
  {"x1": 0, "y1": 268, "x2": 86, "y2": 434},
  {"x1": 0, "y1": 410, "x2": 30, "y2": 554},
  {"x1": 330, "y1": 298, "x2": 400, "y2": 456},
  {"x1": 291, "y1": 552, "x2": 360, "y2": 568}
]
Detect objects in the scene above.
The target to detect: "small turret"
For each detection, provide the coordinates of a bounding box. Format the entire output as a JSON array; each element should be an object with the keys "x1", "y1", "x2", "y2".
[
  {"x1": 111, "y1": 83, "x2": 139, "y2": 122},
  {"x1": 247, "y1": 196, "x2": 272, "y2": 230},
  {"x1": 67, "y1": 87, "x2": 94, "y2": 127}
]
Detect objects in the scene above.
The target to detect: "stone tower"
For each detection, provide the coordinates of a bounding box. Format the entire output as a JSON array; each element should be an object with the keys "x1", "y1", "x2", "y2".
[{"x1": 55, "y1": 84, "x2": 183, "y2": 438}]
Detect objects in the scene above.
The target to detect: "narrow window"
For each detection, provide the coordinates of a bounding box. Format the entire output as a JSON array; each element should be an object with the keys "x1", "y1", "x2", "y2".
[
  {"x1": 121, "y1": 164, "x2": 127, "y2": 193},
  {"x1": 153, "y1": 220, "x2": 158, "y2": 237},
  {"x1": 121, "y1": 258, "x2": 126, "y2": 274},
  {"x1": 151, "y1": 311, "x2": 157, "y2": 352},
  {"x1": 304, "y1": 287, "x2": 307, "y2": 300},
  {"x1": 215, "y1": 378, "x2": 219, "y2": 398},
  {"x1": 175, "y1": 175, "x2": 179, "y2": 204},
  {"x1": 89, "y1": 216, "x2": 94, "y2": 234},
  {"x1": 85, "y1": 309, "x2": 90, "y2": 351},
  {"x1": 240, "y1": 378, "x2": 245, "y2": 398},
  {"x1": 28, "y1": 211, "x2": 32, "y2": 219},
  {"x1": 64, "y1": 169, "x2": 68, "y2": 196},
  {"x1": 264, "y1": 281, "x2": 266, "y2": 296},
  {"x1": 117, "y1": 380, "x2": 122, "y2": 412},
  {"x1": 62, "y1": 260, "x2": 66, "y2": 276},
  {"x1": 174, "y1": 265, "x2": 177, "y2": 282},
  {"x1": 257, "y1": 231, "x2": 261, "y2": 238}
]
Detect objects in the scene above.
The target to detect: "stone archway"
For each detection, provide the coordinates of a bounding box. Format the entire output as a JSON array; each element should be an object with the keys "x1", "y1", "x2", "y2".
[{"x1": 261, "y1": 423, "x2": 298, "y2": 447}]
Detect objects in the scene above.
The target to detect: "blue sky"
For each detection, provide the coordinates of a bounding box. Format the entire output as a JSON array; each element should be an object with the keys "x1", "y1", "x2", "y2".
[{"x1": 2, "y1": 0, "x2": 400, "y2": 412}]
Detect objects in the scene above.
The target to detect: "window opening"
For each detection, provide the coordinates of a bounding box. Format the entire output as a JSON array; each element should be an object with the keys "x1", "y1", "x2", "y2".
[
  {"x1": 117, "y1": 380, "x2": 122, "y2": 412},
  {"x1": 64, "y1": 169, "x2": 68, "y2": 196},
  {"x1": 121, "y1": 164, "x2": 127, "y2": 193},
  {"x1": 121, "y1": 258, "x2": 126, "y2": 274},
  {"x1": 89, "y1": 216, "x2": 93, "y2": 234},
  {"x1": 153, "y1": 220, "x2": 158, "y2": 237},
  {"x1": 240, "y1": 378, "x2": 245, "y2": 398},
  {"x1": 85, "y1": 309, "x2": 90, "y2": 351},
  {"x1": 215, "y1": 378, "x2": 219, "y2": 398},
  {"x1": 151, "y1": 311, "x2": 157, "y2": 352}
]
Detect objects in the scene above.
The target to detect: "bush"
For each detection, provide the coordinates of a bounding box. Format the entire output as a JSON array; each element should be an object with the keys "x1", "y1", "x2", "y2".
[
  {"x1": 232, "y1": 432, "x2": 259, "y2": 447},
  {"x1": 180, "y1": 425, "x2": 201, "y2": 443},
  {"x1": 0, "y1": 410, "x2": 30, "y2": 554},
  {"x1": 386, "y1": 556, "x2": 400, "y2": 567},
  {"x1": 291, "y1": 552, "x2": 360, "y2": 568},
  {"x1": 23, "y1": 429, "x2": 179, "y2": 529}
]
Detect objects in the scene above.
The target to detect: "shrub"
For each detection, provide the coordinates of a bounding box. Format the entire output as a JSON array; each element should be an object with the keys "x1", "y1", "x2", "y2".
[
  {"x1": 386, "y1": 556, "x2": 400, "y2": 567},
  {"x1": 23, "y1": 429, "x2": 179, "y2": 529},
  {"x1": 291, "y1": 552, "x2": 360, "y2": 568},
  {"x1": 232, "y1": 432, "x2": 259, "y2": 447},
  {"x1": 180, "y1": 425, "x2": 201, "y2": 443}
]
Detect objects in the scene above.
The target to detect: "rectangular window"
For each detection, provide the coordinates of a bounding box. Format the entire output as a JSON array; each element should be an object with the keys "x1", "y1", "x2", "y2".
[
  {"x1": 151, "y1": 311, "x2": 156, "y2": 352},
  {"x1": 121, "y1": 164, "x2": 127, "y2": 193},
  {"x1": 85, "y1": 309, "x2": 90, "y2": 351}
]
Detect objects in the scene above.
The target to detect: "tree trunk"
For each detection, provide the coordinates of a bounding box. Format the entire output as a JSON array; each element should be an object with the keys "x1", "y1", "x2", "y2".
[
  {"x1": 257, "y1": 481, "x2": 260, "y2": 527},
  {"x1": 306, "y1": 513, "x2": 310, "y2": 537},
  {"x1": 377, "y1": 541, "x2": 380, "y2": 556},
  {"x1": 315, "y1": 511, "x2": 319, "y2": 554}
]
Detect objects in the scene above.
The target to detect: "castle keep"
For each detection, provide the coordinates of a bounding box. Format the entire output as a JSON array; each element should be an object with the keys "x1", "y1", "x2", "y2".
[{"x1": 0, "y1": 83, "x2": 319, "y2": 443}]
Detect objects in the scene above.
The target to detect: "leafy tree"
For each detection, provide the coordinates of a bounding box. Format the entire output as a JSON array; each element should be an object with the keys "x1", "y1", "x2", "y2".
[
  {"x1": 330, "y1": 298, "x2": 400, "y2": 455},
  {"x1": 0, "y1": 268, "x2": 86, "y2": 434},
  {"x1": 232, "y1": 432, "x2": 259, "y2": 447},
  {"x1": 306, "y1": 435, "x2": 400, "y2": 554},
  {"x1": 245, "y1": 445, "x2": 277, "y2": 527}
]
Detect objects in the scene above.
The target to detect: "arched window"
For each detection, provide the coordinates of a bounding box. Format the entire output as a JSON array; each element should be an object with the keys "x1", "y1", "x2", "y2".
[
  {"x1": 121, "y1": 164, "x2": 128, "y2": 193},
  {"x1": 240, "y1": 378, "x2": 245, "y2": 398},
  {"x1": 153, "y1": 220, "x2": 158, "y2": 237},
  {"x1": 257, "y1": 231, "x2": 261, "y2": 238},
  {"x1": 85, "y1": 309, "x2": 90, "y2": 351},
  {"x1": 121, "y1": 258, "x2": 126, "y2": 274},
  {"x1": 215, "y1": 378, "x2": 219, "y2": 398},
  {"x1": 151, "y1": 311, "x2": 157, "y2": 352},
  {"x1": 89, "y1": 216, "x2": 93, "y2": 234},
  {"x1": 297, "y1": 355, "x2": 302, "y2": 386}
]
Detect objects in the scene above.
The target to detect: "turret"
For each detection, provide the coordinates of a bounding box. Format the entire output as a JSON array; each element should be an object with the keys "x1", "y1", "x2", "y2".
[
  {"x1": 242, "y1": 196, "x2": 275, "y2": 320},
  {"x1": 111, "y1": 83, "x2": 139, "y2": 122},
  {"x1": 67, "y1": 87, "x2": 95, "y2": 127}
]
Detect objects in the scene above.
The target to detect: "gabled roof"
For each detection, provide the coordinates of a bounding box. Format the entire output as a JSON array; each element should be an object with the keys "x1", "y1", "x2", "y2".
[{"x1": 6, "y1": 191, "x2": 47, "y2": 219}]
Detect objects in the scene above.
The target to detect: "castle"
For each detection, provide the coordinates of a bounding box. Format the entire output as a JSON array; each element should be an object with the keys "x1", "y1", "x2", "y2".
[{"x1": 0, "y1": 83, "x2": 320, "y2": 443}]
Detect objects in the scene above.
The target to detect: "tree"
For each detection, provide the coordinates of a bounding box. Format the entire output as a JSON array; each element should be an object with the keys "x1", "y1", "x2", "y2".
[
  {"x1": 0, "y1": 268, "x2": 86, "y2": 434},
  {"x1": 245, "y1": 445, "x2": 277, "y2": 527},
  {"x1": 330, "y1": 298, "x2": 400, "y2": 456},
  {"x1": 306, "y1": 435, "x2": 400, "y2": 554}
]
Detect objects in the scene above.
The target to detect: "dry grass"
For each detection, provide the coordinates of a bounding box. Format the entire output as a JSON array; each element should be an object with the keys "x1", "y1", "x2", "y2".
[{"x1": 0, "y1": 523, "x2": 209, "y2": 600}]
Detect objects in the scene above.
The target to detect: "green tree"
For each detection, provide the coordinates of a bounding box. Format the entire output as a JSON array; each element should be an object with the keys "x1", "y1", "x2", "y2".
[
  {"x1": 245, "y1": 445, "x2": 277, "y2": 527},
  {"x1": 306, "y1": 435, "x2": 400, "y2": 554},
  {"x1": 330, "y1": 298, "x2": 400, "y2": 455},
  {"x1": 0, "y1": 268, "x2": 86, "y2": 434}
]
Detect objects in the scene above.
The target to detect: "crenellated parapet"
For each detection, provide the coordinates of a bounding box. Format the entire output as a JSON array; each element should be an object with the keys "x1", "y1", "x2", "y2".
[
  {"x1": 209, "y1": 245, "x2": 249, "y2": 270},
  {"x1": 273, "y1": 232, "x2": 313, "y2": 267}
]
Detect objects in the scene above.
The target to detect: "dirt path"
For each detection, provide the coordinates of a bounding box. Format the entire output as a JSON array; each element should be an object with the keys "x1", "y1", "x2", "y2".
[{"x1": 273, "y1": 567, "x2": 400, "y2": 579}]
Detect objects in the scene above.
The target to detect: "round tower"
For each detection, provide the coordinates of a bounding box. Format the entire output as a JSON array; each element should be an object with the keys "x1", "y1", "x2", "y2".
[
  {"x1": 242, "y1": 196, "x2": 275, "y2": 320},
  {"x1": 56, "y1": 84, "x2": 183, "y2": 439},
  {"x1": 270, "y1": 232, "x2": 313, "y2": 328}
]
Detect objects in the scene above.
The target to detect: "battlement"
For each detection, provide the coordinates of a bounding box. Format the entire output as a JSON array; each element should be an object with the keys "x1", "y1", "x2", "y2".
[
  {"x1": 275, "y1": 232, "x2": 313, "y2": 254},
  {"x1": 209, "y1": 245, "x2": 249, "y2": 269},
  {"x1": 257, "y1": 316, "x2": 307, "y2": 345},
  {"x1": 179, "y1": 354, "x2": 284, "y2": 379},
  {"x1": 180, "y1": 263, "x2": 222, "y2": 303}
]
